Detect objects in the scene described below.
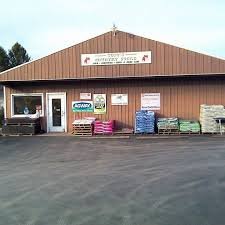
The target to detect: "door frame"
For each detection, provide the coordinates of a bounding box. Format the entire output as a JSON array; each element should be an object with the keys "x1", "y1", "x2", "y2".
[{"x1": 46, "y1": 92, "x2": 67, "y2": 133}]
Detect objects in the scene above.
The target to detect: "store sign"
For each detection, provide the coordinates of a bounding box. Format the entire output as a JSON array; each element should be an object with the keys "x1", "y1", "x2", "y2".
[
  {"x1": 93, "y1": 94, "x2": 106, "y2": 114},
  {"x1": 141, "y1": 93, "x2": 160, "y2": 110},
  {"x1": 111, "y1": 94, "x2": 128, "y2": 105},
  {"x1": 80, "y1": 93, "x2": 91, "y2": 100},
  {"x1": 81, "y1": 51, "x2": 152, "y2": 66},
  {"x1": 72, "y1": 101, "x2": 94, "y2": 112}
]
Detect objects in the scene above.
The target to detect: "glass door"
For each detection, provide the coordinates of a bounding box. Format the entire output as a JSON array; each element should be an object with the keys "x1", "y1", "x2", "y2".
[{"x1": 47, "y1": 93, "x2": 66, "y2": 132}]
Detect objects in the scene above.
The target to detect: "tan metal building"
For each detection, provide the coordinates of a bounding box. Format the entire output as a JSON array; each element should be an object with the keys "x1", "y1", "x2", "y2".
[{"x1": 1, "y1": 30, "x2": 225, "y2": 133}]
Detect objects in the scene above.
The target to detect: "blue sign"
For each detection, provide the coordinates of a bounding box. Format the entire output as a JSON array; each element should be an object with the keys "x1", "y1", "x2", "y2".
[{"x1": 72, "y1": 101, "x2": 94, "y2": 112}]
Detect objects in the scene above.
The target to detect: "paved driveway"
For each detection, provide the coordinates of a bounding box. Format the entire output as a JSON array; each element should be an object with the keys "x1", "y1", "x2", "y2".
[{"x1": 0, "y1": 136, "x2": 225, "y2": 225}]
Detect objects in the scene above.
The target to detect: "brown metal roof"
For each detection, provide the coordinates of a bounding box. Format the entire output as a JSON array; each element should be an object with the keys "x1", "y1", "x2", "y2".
[{"x1": 1, "y1": 30, "x2": 225, "y2": 82}]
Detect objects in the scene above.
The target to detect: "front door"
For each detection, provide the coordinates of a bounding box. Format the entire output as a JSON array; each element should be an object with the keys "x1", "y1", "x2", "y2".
[{"x1": 47, "y1": 93, "x2": 66, "y2": 132}]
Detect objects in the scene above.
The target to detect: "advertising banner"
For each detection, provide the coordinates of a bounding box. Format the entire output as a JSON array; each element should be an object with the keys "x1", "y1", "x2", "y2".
[
  {"x1": 81, "y1": 51, "x2": 152, "y2": 66},
  {"x1": 72, "y1": 101, "x2": 94, "y2": 112},
  {"x1": 141, "y1": 93, "x2": 160, "y2": 110},
  {"x1": 93, "y1": 94, "x2": 106, "y2": 114},
  {"x1": 111, "y1": 94, "x2": 128, "y2": 105}
]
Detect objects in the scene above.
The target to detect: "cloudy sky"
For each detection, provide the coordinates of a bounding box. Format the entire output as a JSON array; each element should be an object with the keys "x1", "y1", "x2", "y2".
[{"x1": 1, "y1": 0, "x2": 225, "y2": 60}]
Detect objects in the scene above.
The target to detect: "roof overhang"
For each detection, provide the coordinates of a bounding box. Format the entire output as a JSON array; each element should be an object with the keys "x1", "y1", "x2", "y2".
[{"x1": 1, "y1": 73, "x2": 225, "y2": 86}]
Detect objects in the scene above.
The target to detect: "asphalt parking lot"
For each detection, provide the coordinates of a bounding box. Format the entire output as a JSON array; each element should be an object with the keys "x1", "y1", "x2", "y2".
[{"x1": 1, "y1": 136, "x2": 225, "y2": 225}]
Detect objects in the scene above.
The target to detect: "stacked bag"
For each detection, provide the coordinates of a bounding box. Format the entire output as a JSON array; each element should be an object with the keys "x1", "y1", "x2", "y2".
[
  {"x1": 103, "y1": 120, "x2": 115, "y2": 134},
  {"x1": 157, "y1": 118, "x2": 179, "y2": 129},
  {"x1": 179, "y1": 120, "x2": 201, "y2": 133},
  {"x1": 200, "y1": 104, "x2": 225, "y2": 133},
  {"x1": 135, "y1": 110, "x2": 155, "y2": 133},
  {"x1": 94, "y1": 120, "x2": 104, "y2": 134},
  {"x1": 94, "y1": 120, "x2": 115, "y2": 135}
]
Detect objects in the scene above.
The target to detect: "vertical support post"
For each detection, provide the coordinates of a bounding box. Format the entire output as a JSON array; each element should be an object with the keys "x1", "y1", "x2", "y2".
[{"x1": 3, "y1": 86, "x2": 6, "y2": 119}]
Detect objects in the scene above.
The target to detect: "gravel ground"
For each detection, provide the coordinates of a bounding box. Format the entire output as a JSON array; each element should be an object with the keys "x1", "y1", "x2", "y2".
[{"x1": 0, "y1": 136, "x2": 225, "y2": 225}]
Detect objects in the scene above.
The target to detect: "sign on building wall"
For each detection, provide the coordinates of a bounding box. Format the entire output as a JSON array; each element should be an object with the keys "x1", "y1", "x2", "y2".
[
  {"x1": 80, "y1": 93, "x2": 92, "y2": 100},
  {"x1": 72, "y1": 101, "x2": 94, "y2": 112},
  {"x1": 111, "y1": 94, "x2": 128, "y2": 105},
  {"x1": 93, "y1": 94, "x2": 106, "y2": 114},
  {"x1": 81, "y1": 51, "x2": 152, "y2": 66},
  {"x1": 141, "y1": 93, "x2": 160, "y2": 110}
]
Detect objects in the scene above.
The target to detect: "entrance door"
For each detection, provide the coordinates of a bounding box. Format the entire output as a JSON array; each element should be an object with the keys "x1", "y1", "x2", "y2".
[{"x1": 47, "y1": 93, "x2": 66, "y2": 132}]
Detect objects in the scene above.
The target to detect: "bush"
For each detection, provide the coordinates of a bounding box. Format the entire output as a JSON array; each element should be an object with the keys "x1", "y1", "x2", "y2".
[{"x1": 0, "y1": 107, "x2": 4, "y2": 127}]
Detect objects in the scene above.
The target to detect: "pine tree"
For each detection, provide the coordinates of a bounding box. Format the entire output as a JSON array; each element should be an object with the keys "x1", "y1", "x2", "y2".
[
  {"x1": 0, "y1": 46, "x2": 9, "y2": 72},
  {"x1": 8, "y1": 42, "x2": 31, "y2": 67}
]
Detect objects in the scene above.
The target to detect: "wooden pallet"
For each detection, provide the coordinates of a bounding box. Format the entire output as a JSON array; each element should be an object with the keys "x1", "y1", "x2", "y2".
[
  {"x1": 202, "y1": 132, "x2": 222, "y2": 135},
  {"x1": 94, "y1": 132, "x2": 113, "y2": 135},
  {"x1": 6, "y1": 123, "x2": 36, "y2": 126},
  {"x1": 135, "y1": 132, "x2": 155, "y2": 135},
  {"x1": 158, "y1": 132, "x2": 179, "y2": 135},
  {"x1": 2, "y1": 133, "x2": 34, "y2": 136},
  {"x1": 73, "y1": 129, "x2": 92, "y2": 132},
  {"x1": 73, "y1": 127, "x2": 92, "y2": 131},
  {"x1": 72, "y1": 123, "x2": 93, "y2": 136},
  {"x1": 73, "y1": 132, "x2": 93, "y2": 136},
  {"x1": 179, "y1": 131, "x2": 201, "y2": 135},
  {"x1": 158, "y1": 128, "x2": 179, "y2": 135},
  {"x1": 73, "y1": 124, "x2": 92, "y2": 127}
]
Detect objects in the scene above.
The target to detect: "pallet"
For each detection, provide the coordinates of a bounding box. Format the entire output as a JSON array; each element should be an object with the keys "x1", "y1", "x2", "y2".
[
  {"x1": 73, "y1": 128, "x2": 92, "y2": 131},
  {"x1": 73, "y1": 133, "x2": 93, "y2": 136},
  {"x1": 5, "y1": 123, "x2": 36, "y2": 126},
  {"x1": 158, "y1": 128, "x2": 179, "y2": 135},
  {"x1": 73, "y1": 124, "x2": 92, "y2": 127},
  {"x1": 72, "y1": 130, "x2": 93, "y2": 135},
  {"x1": 2, "y1": 133, "x2": 34, "y2": 136},
  {"x1": 179, "y1": 131, "x2": 201, "y2": 135},
  {"x1": 158, "y1": 132, "x2": 179, "y2": 135},
  {"x1": 72, "y1": 123, "x2": 93, "y2": 136},
  {"x1": 135, "y1": 132, "x2": 155, "y2": 135},
  {"x1": 158, "y1": 127, "x2": 179, "y2": 130},
  {"x1": 72, "y1": 129, "x2": 93, "y2": 133},
  {"x1": 94, "y1": 133, "x2": 113, "y2": 136},
  {"x1": 158, "y1": 128, "x2": 179, "y2": 134}
]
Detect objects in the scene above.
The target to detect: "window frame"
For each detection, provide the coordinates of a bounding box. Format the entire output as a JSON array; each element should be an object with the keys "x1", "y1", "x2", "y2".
[{"x1": 11, "y1": 93, "x2": 44, "y2": 117}]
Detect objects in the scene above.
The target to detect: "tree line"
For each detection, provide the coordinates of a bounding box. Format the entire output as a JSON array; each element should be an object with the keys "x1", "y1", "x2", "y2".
[
  {"x1": 0, "y1": 43, "x2": 31, "y2": 72},
  {"x1": 0, "y1": 43, "x2": 31, "y2": 124}
]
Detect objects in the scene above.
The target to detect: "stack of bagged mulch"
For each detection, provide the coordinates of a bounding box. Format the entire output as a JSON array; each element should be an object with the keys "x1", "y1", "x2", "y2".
[
  {"x1": 157, "y1": 117, "x2": 179, "y2": 130},
  {"x1": 94, "y1": 120, "x2": 115, "y2": 135},
  {"x1": 135, "y1": 110, "x2": 155, "y2": 134},
  {"x1": 179, "y1": 120, "x2": 201, "y2": 133},
  {"x1": 103, "y1": 120, "x2": 115, "y2": 134},
  {"x1": 200, "y1": 104, "x2": 225, "y2": 133}
]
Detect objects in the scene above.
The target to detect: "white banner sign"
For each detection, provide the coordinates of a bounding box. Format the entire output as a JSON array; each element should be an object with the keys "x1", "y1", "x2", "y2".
[
  {"x1": 111, "y1": 94, "x2": 128, "y2": 105},
  {"x1": 141, "y1": 93, "x2": 160, "y2": 110},
  {"x1": 80, "y1": 93, "x2": 91, "y2": 100},
  {"x1": 81, "y1": 51, "x2": 152, "y2": 66}
]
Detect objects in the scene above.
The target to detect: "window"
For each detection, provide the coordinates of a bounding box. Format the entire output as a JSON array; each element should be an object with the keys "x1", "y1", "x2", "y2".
[{"x1": 11, "y1": 93, "x2": 44, "y2": 117}]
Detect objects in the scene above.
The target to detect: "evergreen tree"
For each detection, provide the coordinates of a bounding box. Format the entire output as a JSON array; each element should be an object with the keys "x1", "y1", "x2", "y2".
[
  {"x1": 8, "y1": 42, "x2": 31, "y2": 67},
  {"x1": 0, "y1": 46, "x2": 9, "y2": 72}
]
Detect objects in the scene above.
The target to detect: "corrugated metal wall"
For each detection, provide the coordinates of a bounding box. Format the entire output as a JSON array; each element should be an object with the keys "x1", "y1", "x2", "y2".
[
  {"x1": 5, "y1": 77, "x2": 225, "y2": 132},
  {"x1": 1, "y1": 31, "x2": 225, "y2": 82}
]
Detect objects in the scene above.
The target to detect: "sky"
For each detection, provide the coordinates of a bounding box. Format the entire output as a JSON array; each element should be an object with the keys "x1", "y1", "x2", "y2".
[{"x1": 1, "y1": 0, "x2": 225, "y2": 60}]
